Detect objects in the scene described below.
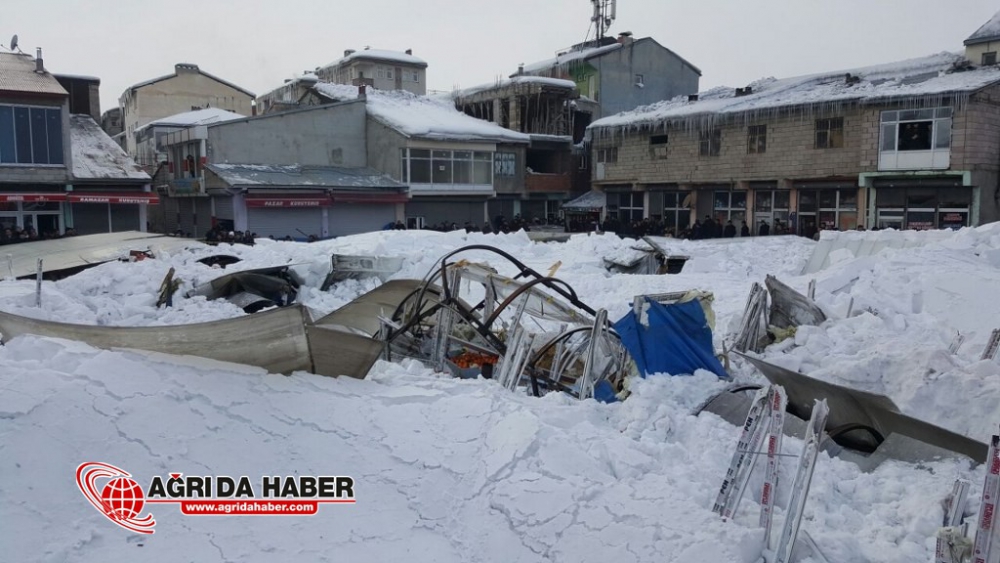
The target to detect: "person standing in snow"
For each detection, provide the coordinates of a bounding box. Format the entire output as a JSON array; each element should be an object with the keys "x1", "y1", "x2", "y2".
[
  {"x1": 724, "y1": 220, "x2": 736, "y2": 238},
  {"x1": 758, "y1": 220, "x2": 770, "y2": 236},
  {"x1": 740, "y1": 221, "x2": 750, "y2": 237}
]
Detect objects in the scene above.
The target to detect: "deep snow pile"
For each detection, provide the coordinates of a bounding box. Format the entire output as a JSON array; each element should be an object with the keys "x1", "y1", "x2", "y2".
[{"x1": 2, "y1": 226, "x2": 1000, "y2": 562}]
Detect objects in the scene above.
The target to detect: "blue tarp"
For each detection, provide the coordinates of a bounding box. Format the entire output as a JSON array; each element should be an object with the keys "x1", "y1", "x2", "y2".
[{"x1": 613, "y1": 298, "x2": 728, "y2": 378}]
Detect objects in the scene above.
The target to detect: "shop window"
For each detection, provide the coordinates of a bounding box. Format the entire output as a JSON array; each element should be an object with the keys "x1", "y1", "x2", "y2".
[
  {"x1": 401, "y1": 148, "x2": 493, "y2": 185},
  {"x1": 713, "y1": 190, "x2": 747, "y2": 223}
]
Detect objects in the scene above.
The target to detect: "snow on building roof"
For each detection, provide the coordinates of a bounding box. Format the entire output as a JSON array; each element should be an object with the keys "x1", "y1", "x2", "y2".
[
  {"x1": 521, "y1": 42, "x2": 623, "y2": 74},
  {"x1": 138, "y1": 108, "x2": 246, "y2": 132},
  {"x1": 0, "y1": 52, "x2": 68, "y2": 96},
  {"x1": 206, "y1": 163, "x2": 406, "y2": 190},
  {"x1": 453, "y1": 76, "x2": 577, "y2": 99},
  {"x1": 70, "y1": 115, "x2": 150, "y2": 182},
  {"x1": 312, "y1": 82, "x2": 530, "y2": 144},
  {"x1": 966, "y1": 10, "x2": 1000, "y2": 45},
  {"x1": 320, "y1": 49, "x2": 428, "y2": 71},
  {"x1": 590, "y1": 51, "x2": 1000, "y2": 131}
]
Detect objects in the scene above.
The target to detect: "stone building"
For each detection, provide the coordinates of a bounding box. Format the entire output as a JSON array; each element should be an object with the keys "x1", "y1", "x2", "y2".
[{"x1": 587, "y1": 50, "x2": 1000, "y2": 236}]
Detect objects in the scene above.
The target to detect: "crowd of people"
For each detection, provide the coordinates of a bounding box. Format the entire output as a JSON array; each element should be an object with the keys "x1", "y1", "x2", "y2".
[
  {"x1": 0, "y1": 226, "x2": 78, "y2": 245},
  {"x1": 204, "y1": 227, "x2": 256, "y2": 245}
]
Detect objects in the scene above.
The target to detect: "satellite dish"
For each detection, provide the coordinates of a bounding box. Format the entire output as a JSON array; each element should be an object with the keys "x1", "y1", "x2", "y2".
[{"x1": 9, "y1": 35, "x2": 17, "y2": 51}]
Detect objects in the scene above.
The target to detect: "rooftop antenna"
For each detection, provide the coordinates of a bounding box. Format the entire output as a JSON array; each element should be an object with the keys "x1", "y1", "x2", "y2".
[
  {"x1": 9, "y1": 34, "x2": 19, "y2": 52},
  {"x1": 590, "y1": 0, "x2": 617, "y2": 41}
]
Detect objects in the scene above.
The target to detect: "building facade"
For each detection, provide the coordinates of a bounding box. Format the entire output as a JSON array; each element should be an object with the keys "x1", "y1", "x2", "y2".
[
  {"x1": 587, "y1": 51, "x2": 1000, "y2": 236},
  {"x1": 315, "y1": 48, "x2": 427, "y2": 95},
  {"x1": 0, "y1": 51, "x2": 153, "y2": 237},
  {"x1": 119, "y1": 63, "x2": 254, "y2": 156}
]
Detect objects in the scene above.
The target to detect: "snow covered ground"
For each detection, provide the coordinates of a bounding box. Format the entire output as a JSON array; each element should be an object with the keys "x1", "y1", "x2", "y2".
[{"x1": 1, "y1": 226, "x2": 999, "y2": 562}]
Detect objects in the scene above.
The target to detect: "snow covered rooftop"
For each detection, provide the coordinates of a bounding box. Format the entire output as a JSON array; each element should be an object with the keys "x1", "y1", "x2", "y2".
[
  {"x1": 138, "y1": 108, "x2": 246, "y2": 132},
  {"x1": 453, "y1": 76, "x2": 577, "y2": 99},
  {"x1": 0, "y1": 52, "x2": 67, "y2": 96},
  {"x1": 69, "y1": 115, "x2": 150, "y2": 182},
  {"x1": 521, "y1": 42, "x2": 623, "y2": 74},
  {"x1": 590, "y1": 52, "x2": 1000, "y2": 131},
  {"x1": 312, "y1": 83, "x2": 530, "y2": 144},
  {"x1": 966, "y1": 10, "x2": 1000, "y2": 45},
  {"x1": 207, "y1": 164, "x2": 405, "y2": 190},
  {"x1": 320, "y1": 48, "x2": 428, "y2": 71}
]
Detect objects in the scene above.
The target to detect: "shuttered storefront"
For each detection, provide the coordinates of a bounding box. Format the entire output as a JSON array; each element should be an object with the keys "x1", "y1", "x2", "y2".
[
  {"x1": 406, "y1": 199, "x2": 486, "y2": 228},
  {"x1": 110, "y1": 205, "x2": 140, "y2": 232},
  {"x1": 71, "y1": 203, "x2": 109, "y2": 235},
  {"x1": 213, "y1": 196, "x2": 234, "y2": 221},
  {"x1": 247, "y1": 207, "x2": 324, "y2": 240},
  {"x1": 177, "y1": 198, "x2": 195, "y2": 237},
  {"x1": 328, "y1": 203, "x2": 395, "y2": 236},
  {"x1": 193, "y1": 197, "x2": 212, "y2": 238}
]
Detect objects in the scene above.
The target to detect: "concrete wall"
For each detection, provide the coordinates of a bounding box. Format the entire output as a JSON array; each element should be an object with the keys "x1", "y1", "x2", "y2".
[
  {"x1": 966, "y1": 42, "x2": 1000, "y2": 66},
  {"x1": 121, "y1": 65, "x2": 254, "y2": 154},
  {"x1": 365, "y1": 119, "x2": 406, "y2": 179},
  {"x1": 207, "y1": 100, "x2": 367, "y2": 167},
  {"x1": 594, "y1": 39, "x2": 700, "y2": 117}
]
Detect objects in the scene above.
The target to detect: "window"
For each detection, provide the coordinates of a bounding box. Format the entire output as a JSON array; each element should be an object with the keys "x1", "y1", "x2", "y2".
[
  {"x1": 597, "y1": 147, "x2": 618, "y2": 163},
  {"x1": 607, "y1": 191, "x2": 644, "y2": 223},
  {"x1": 797, "y1": 188, "x2": 858, "y2": 234},
  {"x1": 713, "y1": 191, "x2": 747, "y2": 224},
  {"x1": 880, "y1": 108, "x2": 952, "y2": 152},
  {"x1": 376, "y1": 66, "x2": 386, "y2": 79},
  {"x1": 0, "y1": 104, "x2": 64, "y2": 165},
  {"x1": 494, "y1": 152, "x2": 516, "y2": 177},
  {"x1": 649, "y1": 135, "x2": 668, "y2": 159},
  {"x1": 400, "y1": 148, "x2": 493, "y2": 185},
  {"x1": 635, "y1": 74, "x2": 644, "y2": 86},
  {"x1": 387, "y1": 69, "x2": 394, "y2": 79},
  {"x1": 406, "y1": 216, "x2": 425, "y2": 229},
  {"x1": 650, "y1": 135, "x2": 668, "y2": 145},
  {"x1": 699, "y1": 128, "x2": 721, "y2": 157},
  {"x1": 412, "y1": 71, "x2": 420, "y2": 82},
  {"x1": 815, "y1": 118, "x2": 844, "y2": 149},
  {"x1": 983, "y1": 52, "x2": 997, "y2": 66},
  {"x1": 747, "y1": 124, "x2": 767, "y2": 154},
  {"x1": 651, "y1": 190, "x2": 691, "y2": 232}
]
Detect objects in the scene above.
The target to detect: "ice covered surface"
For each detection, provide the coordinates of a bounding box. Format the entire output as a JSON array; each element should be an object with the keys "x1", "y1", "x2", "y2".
[
  {"x1": 590, "y1": 52, "x2": 1000, "y2": 131},
  {"x1": 321, "y1": 48, "x2": 428, "y2": 70},
  {"x1": 453, "y1": 76, "x2": 578, "y2": 98},
  {"x1": 2, "y1": 226, "x2": 1000, "y2": 561},
  {"x1": 137, "y1": 108, "x2": 245, "y2": 132},
  {"x1": 69, "y1": 115, "x2": 149, "y2": 181}
]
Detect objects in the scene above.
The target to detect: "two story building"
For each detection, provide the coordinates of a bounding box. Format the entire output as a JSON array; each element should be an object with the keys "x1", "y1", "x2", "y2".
[
  {"x1": 315, "y1": 48, "x2": 427, "y2": 95},
  {"x1": 0, "y1": 51, "x2": 152, "y2": 236},
  {"x1": 119, "y1": 63, "x2": 254, "y2": 157},
  {"x1": 586, "y1": 49, "x2": 1000, "y2": 236}
]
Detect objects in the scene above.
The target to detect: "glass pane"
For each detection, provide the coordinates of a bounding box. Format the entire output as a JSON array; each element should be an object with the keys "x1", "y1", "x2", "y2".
[
  {"x1": 939, "y1": 211, "x2": 967, "y2": 229},
  {"x1": 410, "y1": 149, "x2": 430, "y2": 158},
  {"x1": 453, "y1": 151, "x2": 472, "y2": 160},
  {"x1": 14, "y1": 106, "x2": 31, "y2": 164},
  {"x1": 433, "y1": 158, "x2": 452, "y2": 183},
  {"x1": 660, "y1": 192, "x2": 675, "y2": 208},
  {"x1": 934, "y1": 119, "x2": 951, "y2": 149},
  {"x1": 731, "y1": 191, "x2": 746, "y2": 209},
  {"x1": 730, "y1": 210, "x2": 746, "y2": 224},
  {"x1": 0, "y1": 106, "x2": 14, "y2": 163},
  {"x1": 838, "y1": 212, "x2": 858, "y2": 231},
  {"x1": 906, "y1": 211, "x2": 936, "y2": 230},
  {"x1": 755, "y1": 191, "x2": 773, "y2": 212},
  {"x1": 773, "y1": 191, "x2": 790, "y2": 209},
  {"x1": 453, "y1": 159, "x2": 472, "y2": 184},
  {"x1": 939, "y1": 188, "x2": 972, "y2": 207},
  {"x1": 881, "y1": 111, "x2": 897, "y2": 122},
  {"x1": 881, "y1": 124, "x2": 896, "y2": 151},
  {"x1": 30, "y1": 108, "x2": 48, "y2": 164},
  {"x1": 936, "y1": 107, "x2": 953, "y2": 118},
  {"x1": 916, "y1": 109, "x2": 935, "y2": 120},
  {"x1": 798, "y1": 190, "x2": 817, "y2": 212},
  {"x1": 819, "y1": 190, "x2": 837, "y2": 208},
  {"x1": 898, "y1": 121, "x2": 932, "y2": 151},
  {"x1": 648, "y1": 191, "x2": 664, "y2": 212},
  {"x1": 839, "y1": 189, "x2": 858, "y2": 208},
  {"x1": 474, "y1": 151, "x2": 492, "y2": 161},
  {"x1": 473, "y1": 161, "x2": 491, "y2": 184},
  {"x1": 907, "y1": 188, "x2": 937, "y2": 208},
  {"x1": 410, "y1": 158, "x2": 431, "y2": 183},
  {"x1": 23, "y1": 202, "x2": 59, "y2": 211},
  {"x1": 899, "y1": 110, "x2": 919, "y2": 121},
  {"x1": 819, "y1": 211, "x2": 836, "y2": 230},
  {"x1": 829, "y1": 127, "x2": 843, "y2": 149},
  {"x1": 714, "y1": 191, "x2": 729, "y2": 209},
  {"x1": 432, "y1": 150, "x2": 451, "y2": 160}
]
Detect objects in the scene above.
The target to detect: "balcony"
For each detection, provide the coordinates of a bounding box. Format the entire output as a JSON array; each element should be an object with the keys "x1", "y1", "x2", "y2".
[{"x1": 525, "y1": 172, "x2": 571, "y2": 193}]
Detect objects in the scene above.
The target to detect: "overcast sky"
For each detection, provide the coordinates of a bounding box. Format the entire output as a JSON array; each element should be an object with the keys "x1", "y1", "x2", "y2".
[{"x1": 6, "y1": 0, "x2": 999, "y2": 114}]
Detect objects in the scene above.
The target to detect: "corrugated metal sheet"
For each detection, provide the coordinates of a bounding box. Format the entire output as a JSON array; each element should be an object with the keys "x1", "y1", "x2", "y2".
[
  {"x1": 207, "y1": 163, "x2": 405, "y2": 190},
  {"x1": 248, "y1": 207, "x2": 323, "y2": 239},
  {"x1": 328, "y1": 203, "x2": 394, "y2": 236},
  {"x1": 0, "y1": 53, "x2": 68, "y2": 96}
]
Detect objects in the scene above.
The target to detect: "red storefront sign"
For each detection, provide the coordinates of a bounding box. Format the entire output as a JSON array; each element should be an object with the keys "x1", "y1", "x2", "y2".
[
  {"x1": 68, "y1": 193, "x2": 160, "y2": 204},
  {"x1": 0, "y1": 193, "x2": 68, "y2": 202},
  {"x1": 245, "y1": 197, "x2": 332, "y2": 208}
]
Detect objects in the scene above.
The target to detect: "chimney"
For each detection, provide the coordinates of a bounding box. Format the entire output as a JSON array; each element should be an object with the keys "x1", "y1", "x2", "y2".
[
  {"x1": 35, "y1": 48, "x2": 44, "y2": 73},
  {"x1": 518, "y1": 63, "x2": 524, "y2": 76},
  {"x1": 344, "y1": 49, "x2": 356, "y2": 57},
  {"x1": 617, "y1": 31, "x2": 634, "y2": 45},
  {"x1": 251, "y1": 100, "x2": 257, "y2": 117},
  {"x1": 405, "y1": 49, "x2": 412, "y2": 55},
  {"x1": 358, "y1": 84, "x2": 367, "y2": 98}
]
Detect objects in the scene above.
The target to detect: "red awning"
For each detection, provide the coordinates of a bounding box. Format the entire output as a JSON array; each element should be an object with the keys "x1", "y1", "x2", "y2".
[
  {"x1": 0, "y1": 193, "x2": 68, "y2": 203},
  {"x1": 330, "y1": 193, "x2": 409, "y2": 204},
  {"x1": 245, "y1": 196, "x2": 332, "y2": 208},
  {"x1": 69, "y1": 193, "x2": 160, "y2": 204}
]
